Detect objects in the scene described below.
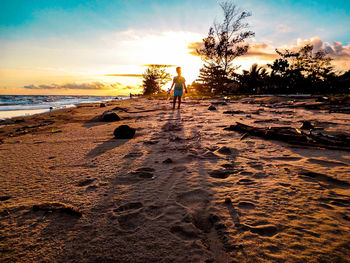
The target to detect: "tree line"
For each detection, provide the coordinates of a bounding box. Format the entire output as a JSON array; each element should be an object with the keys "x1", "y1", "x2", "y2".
[{"x1": 142, "y1": 1, "x2": 349, "y2": 96}]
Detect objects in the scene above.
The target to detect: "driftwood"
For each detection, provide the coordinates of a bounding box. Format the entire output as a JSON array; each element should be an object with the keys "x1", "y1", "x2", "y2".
[{"x1": 224, "y1": 122, "x2": 350, "y2": 151}]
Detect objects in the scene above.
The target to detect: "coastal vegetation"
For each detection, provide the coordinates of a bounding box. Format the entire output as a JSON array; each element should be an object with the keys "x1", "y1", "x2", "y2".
[
  {"x1": 142, "y1": 1, "x2": 349, "y2": 96},
  {"x1": 142, "y1": 64, "x2": 172, "y2": 95}
]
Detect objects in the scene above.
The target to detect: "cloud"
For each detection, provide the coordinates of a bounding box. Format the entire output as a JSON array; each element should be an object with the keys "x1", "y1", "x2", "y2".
[
  {"x1": 24, "y1": 82, "x2": 121, "y2": 90},
  {"x1": 242, "y1": 43, "x2": 278, "y2": 60},
  {"x1": 142, "y1": 64, "x2": 176, "y2": 68},
  {"x1": 187, "y1": 41, "x2": 278, "y2": 60},
  {"x1": 296, "y1": 37, "x2": 350, "y2": 58},
  {"x1": 188, "y1": 37, "x2": 350, "y2": 70},
  {"x1": 105, "y1": 74, "x2": 143, "y2": 78},
  {"x1": 187, "y1": 42, "x2": 203, "y2": 56}
]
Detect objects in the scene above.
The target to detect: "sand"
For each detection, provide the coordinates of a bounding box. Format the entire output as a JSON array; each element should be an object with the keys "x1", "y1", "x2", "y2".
[{"x1": 0, "y1": 96, "x2": 349, "y2": 263}]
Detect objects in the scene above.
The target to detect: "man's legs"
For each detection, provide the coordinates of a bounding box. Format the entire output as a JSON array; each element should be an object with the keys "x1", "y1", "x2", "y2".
[{"x1": 178, "y1": 96, "x2": 181, "y2": 109}]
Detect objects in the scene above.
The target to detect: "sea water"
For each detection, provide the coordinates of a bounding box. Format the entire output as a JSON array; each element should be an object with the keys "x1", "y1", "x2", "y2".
[{"x1": 0, "y1": 95, "x2": 127, "y2": 120}]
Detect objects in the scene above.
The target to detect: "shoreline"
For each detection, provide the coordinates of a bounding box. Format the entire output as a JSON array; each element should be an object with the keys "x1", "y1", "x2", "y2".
[
  {"x1": 1, "y1": 96, "x2": 349, "y2": 262},
  {"x1": 0, "y1": 96, "x2": 130, "y2": 121}
]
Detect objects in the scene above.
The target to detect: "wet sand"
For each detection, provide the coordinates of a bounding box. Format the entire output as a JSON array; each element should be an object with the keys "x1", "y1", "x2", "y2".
[{"x1": 1, "y1": 96, "x2": 349, "y2": 262}]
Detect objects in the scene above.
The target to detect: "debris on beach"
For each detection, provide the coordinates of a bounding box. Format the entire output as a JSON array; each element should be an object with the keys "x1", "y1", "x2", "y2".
[
  {"x1": 225, "y1": 122, "x2": 350, "y2": 151},
  {"x1": 208, "y1": 105, "x2": 216, "y2": 111},
  {"x1": 300, "y1": 120, "x2": 314, "y2": 130},
  {"x1": 114, "y1": 125, "x2": 135, "y2": 139},
  {"x1": 50, "y1": 129, "x2": 62, "y2": 133},
  {"x1": 102, "y1": 110, "x2": 120, "y2": 122},
  {"x1": 100, "y1": 103, "x2": 106, "y2": 107}
]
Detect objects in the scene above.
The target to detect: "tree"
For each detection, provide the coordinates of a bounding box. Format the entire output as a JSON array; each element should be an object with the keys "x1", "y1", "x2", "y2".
[
  {"x1": 268, "y1": 44, "x2": 334, "y2": 93},
  {"x1": 240, "y1": 63, "x2": 268, "y2": 93},
  {"x1": 197, "y1": 64, "x2": 229, "y2": 94},
  {"x1": 196, "y1": 1, "x2": 254, "y2": 93},
  {"x1": 142, "y1": 64, "x2": 171, "y2": 95}
]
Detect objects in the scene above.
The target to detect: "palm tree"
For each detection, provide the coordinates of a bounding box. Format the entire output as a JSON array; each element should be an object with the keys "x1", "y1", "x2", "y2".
[{"x1": 240, "y1": 63, "x2": 268, "y2": 93}]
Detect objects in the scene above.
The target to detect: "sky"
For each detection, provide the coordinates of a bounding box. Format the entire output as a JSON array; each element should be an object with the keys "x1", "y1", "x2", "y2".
[{"x1": 0, "y1": 0, "x2": 349, "y2": 95}]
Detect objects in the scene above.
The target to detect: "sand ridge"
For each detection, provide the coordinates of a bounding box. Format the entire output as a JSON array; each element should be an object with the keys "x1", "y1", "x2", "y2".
[{"x1": 1, "y1": 97, "x2": 350, "y2": 262}]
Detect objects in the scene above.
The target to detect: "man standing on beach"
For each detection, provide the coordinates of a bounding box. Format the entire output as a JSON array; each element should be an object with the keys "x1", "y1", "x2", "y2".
[{"x1": 168, "y1": 67, "x2": 187, "y2": 109}]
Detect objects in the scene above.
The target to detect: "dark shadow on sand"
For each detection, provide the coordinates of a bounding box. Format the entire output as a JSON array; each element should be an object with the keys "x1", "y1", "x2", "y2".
[
  {"x1": 83, "y1": 115, "x2": 117, "y2": 128},
  {"x1": 86, "y1": 138, "x2": 130, "y2": 158}
]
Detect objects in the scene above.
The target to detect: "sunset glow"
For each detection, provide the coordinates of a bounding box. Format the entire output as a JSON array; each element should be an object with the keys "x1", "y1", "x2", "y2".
[{"x1": 0, "y1": 0, "x2": 349, "y2": 95}]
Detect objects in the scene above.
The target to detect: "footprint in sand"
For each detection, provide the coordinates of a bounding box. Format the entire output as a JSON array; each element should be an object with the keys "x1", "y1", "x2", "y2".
[
  {"x1": 176, "y1": 189, "x2": 211, "y2": 209},
  {"x1": 238, "y1": 201, "x2": 256, "y2": 209},
  {"x1": 123, "y1": 152, "x2": 144, "y2": 159},
  {"x1": 209, "y1": 169, "x2": 231, "y2": 179},
  {"x1": 117, "y1": 211, "x2": 146, "y2": 231},
  {"x1": 114, "y1": 202, "x2": 145, "y2": 230},
  {"x1": 318, "y1": 197, "x2": 350, "y2": 207},
  {"x1": 249, "y1": 163, "x2": 263, "y2": 170},
  {"x1": 76, "y1": 178, "x2": 96, "y2": 187},
  {"x1": 202, "y1": 151, "x2": 221, "y2": 159},
  {"x1": 221, "y1": 163, "x2": 235, "y2": 169},
  {"x1": 172, "y1": 166, "x2": 187, "y2": 172},
  {"x1": 170, "y1": 223, "x2": 200, "y2": 240},
  {"x1": 262, "y1": 156, "x2": 302, "y2": 162},
  {"x1": 279, "y1": 183, "x2": 291, "y2": 187},
  {"x1": 307, "y1": 158, "x2": 348, "y2": 167},
  {"x1": 216, "y1": 146, "x2": 238, "y2": 156},
  {"x1": 237, "y1": 178, "x2": 256, "y2": 185},
  {"x1": 187, "y1": 211, "x2": 218, "y2": 233},
  {"x1": 241, "y1": 224, "x2": 279, "y2": 237},
  {"x1": 299, "y1": 171, "x2": 350, "y2": 189},
  {"x1": 86, "y1": 185, "x2": 98, "y2": 193},
  {"x1": 127, "y1": 167, "x2": 155, "y2": 179},
  {"x1": 239, "y1": 171, "x2": 253, "y2": 176},
  {"x1": 114, "y1": 202, "x2": 143, "y2": 213},
  {"x1": 144, "y1": 204, "x2": 163, "y2": 218},
  {"x1": 0, "y1": 196, "x2": 11, "y2": 201}
]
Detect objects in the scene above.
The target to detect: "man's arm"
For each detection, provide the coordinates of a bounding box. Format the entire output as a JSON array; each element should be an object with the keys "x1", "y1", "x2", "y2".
[{"x1": 184, "y1": 81, "x2": 187, "y2": 93}]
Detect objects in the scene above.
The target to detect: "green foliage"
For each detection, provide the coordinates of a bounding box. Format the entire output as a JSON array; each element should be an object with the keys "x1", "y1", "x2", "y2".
[{"x1": 142, "y1": 65, "x2": 171, "y2": 95}]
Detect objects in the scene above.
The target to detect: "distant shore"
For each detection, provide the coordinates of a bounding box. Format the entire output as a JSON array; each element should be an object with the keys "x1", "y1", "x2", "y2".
[{"x1": 0, "y1": 95, "x2": 129, "y2": 120}]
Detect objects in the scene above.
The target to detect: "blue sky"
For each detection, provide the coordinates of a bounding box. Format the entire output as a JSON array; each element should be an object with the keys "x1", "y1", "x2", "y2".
[
  {"x1": 1, "y1": 0, "x2": 349, "y2": 42},
  {"x1": 0, "y1": 0, "x2": 349, "y2": 95}
]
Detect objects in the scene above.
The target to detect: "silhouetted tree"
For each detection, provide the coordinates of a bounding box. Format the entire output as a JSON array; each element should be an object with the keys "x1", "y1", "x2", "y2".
[
  {"x1": 191, "y1": 81, "x2": 211, "y2": 95},
  {"x1": 197, "y1": 64, "x2": 230, "y2": 94},
  {"x1": 142, "y1": 65, "x2": 171, "y2": 95},
  {"x1": 268, "y1": 44, "x2": 335, "y2": 93},
  {"x1": 240, "y1": 63, "x2": 268, "y2": 93},
  {"x1": 196, "y1": 1, "x2": 254, "y2": 93}
]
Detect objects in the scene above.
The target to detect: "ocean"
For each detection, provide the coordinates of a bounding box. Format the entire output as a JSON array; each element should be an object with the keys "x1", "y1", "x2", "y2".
[{"x1": 0, "y1": 95, "x2": 127, "y2": 120}]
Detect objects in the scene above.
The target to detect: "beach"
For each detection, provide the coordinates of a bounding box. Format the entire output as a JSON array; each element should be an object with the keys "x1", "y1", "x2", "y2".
[{"x1": 1, "y1": 96, "x2": 350, "y2": 263}]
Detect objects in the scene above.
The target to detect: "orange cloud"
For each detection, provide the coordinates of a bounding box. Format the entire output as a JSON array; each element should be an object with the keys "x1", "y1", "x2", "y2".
[
  {"x1": 296, "y1": 37, "x2": 350, "y2": 58},
  {"x1": 187, "y1": 42, "x2": 204, "y2": 56},
  {"x1": 24, "y1": 82, "x2": 122, "y2": 90},
  {"x1": 187, "y1": 41, "x2": 277, "y2": 60},
  {"x1": 188, "y1": 37, "x2": 350, "y2": 70},
  {"x1": 242, "y1": 43, "x2": 278, "y2": 60},
  {"x1": 105, "y1": 74, "x2": 143, "y2": 78}
]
